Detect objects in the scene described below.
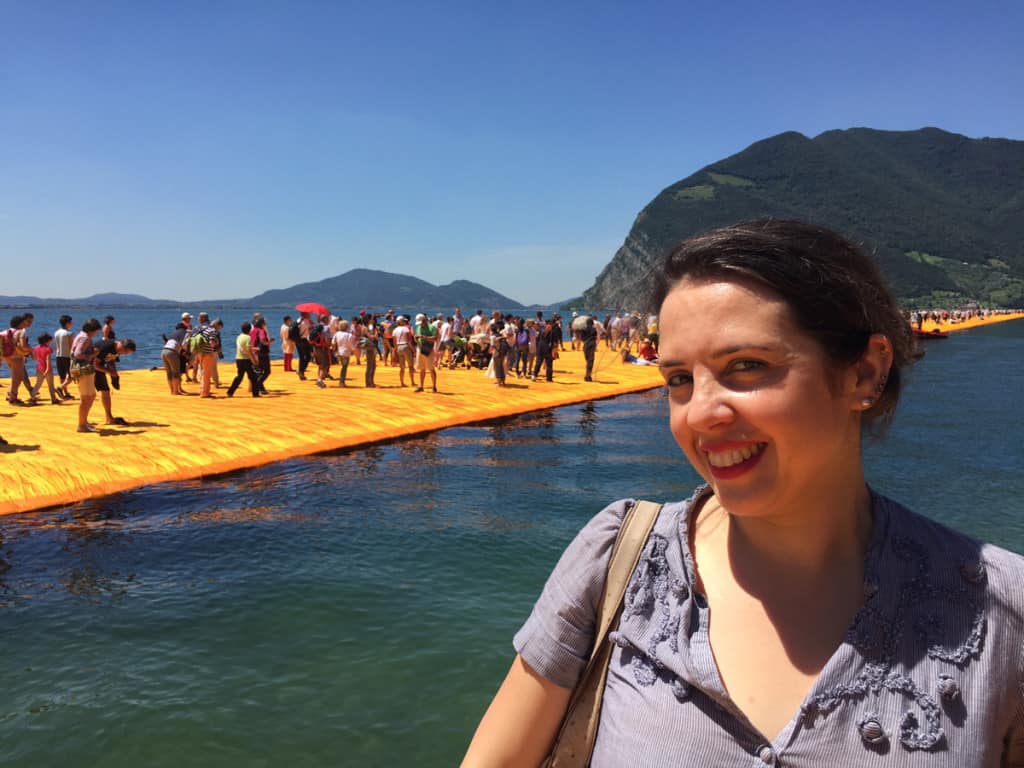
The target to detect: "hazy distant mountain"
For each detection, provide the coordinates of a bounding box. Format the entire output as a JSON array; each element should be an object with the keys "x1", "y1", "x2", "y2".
[
  {"x1": 0, "y1": 271, "x2": 525, "y2": 311},
  {"x1": 583, "y1": 127, "x2": 1024, "y2": 309},
  {"x1": 0, "y1": 292, "x2": 178, "y2": 308},
  {"x1": 220, "y1": 269, "x2": 525, "y2": 310}
]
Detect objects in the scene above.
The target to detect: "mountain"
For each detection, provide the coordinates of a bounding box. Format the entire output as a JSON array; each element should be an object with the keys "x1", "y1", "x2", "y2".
[
  {"x1": 227, "y1": 269, "x2": 524, "y2": 310},
  {"x1": 582, "y1": 127, "x2": 1024, "y2": 310},
  {"x1": 0, "y1": 272, "x2": 525, "y2": 311},
  {"x1": 0, "y1": 292, "x2": 178, "y2": 308}
]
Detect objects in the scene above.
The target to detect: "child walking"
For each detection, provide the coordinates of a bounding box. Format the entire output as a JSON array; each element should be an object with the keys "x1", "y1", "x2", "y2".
[{"x1": 30, "y1": 333, "x2": 61, "y2": 405}]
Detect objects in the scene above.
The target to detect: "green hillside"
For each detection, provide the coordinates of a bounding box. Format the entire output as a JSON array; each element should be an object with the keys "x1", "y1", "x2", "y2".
[{"x1": 582, "y1": 128, "x2": 1024, "y2": 309}]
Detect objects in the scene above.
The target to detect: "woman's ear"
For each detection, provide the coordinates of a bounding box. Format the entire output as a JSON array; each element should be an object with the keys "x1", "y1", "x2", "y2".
[{"x1": 850, "y1": 334, "x2": 893, "y2": 411}]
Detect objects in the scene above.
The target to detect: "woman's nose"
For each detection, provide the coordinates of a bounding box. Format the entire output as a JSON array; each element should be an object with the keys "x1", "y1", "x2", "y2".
[{"x1": 686, "y1": 376, "x2": 734, "y2": 432}]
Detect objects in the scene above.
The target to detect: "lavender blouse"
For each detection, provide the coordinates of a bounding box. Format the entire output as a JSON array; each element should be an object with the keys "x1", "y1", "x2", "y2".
[{"x1": 514, "y1": 487, "x2": 1024, "y2": 766}]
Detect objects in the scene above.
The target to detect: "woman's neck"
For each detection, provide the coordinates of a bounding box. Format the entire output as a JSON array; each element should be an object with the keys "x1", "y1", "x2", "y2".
[{"x1": 702, "y1": 480, "x2": 874, "y2": 578}]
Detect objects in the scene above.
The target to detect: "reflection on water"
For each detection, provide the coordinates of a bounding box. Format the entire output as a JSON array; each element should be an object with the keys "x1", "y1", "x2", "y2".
[{"x1": 578, "y1": 401, "x2": 599, "y2": 442}]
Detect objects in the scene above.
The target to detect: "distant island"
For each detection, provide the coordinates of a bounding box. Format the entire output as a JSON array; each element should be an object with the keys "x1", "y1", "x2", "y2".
[
  {"x1": 582, "y1": 127, "x2": 1024, "y2": 310},
  {"x1": 0, "y1": 269, "x2": 531, "y2": 311}
]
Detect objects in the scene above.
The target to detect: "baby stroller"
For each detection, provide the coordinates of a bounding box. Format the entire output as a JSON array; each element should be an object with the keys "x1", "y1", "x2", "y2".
[{"x1": 466, "y1": 338, "x2": 491, "y2": 369}]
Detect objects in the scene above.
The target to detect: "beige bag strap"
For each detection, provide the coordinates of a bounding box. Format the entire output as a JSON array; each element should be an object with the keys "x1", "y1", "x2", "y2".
[{"x1": 544, "y1": 500, "x2": 662, "y2": 768}]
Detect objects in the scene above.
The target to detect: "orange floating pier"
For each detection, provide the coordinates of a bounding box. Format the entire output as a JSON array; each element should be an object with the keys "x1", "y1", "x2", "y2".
[
  {"x1": 917, "y1": 311, "x2": 1024, "y2": 334},
  {"x1": 0, "y1": 348, "x2": 663, "y2": 516}
]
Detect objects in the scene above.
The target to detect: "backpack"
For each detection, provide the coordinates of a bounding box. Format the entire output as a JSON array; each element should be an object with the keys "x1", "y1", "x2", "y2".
[
  {"x1": 495, "y1": 336, "x2": 509, "y2": 356},
  {"x1": 287, "y1": 323, "x2": 301, "y2": 342},
  {"x1": 516, "y1": 329, "x2": 529, "y2": 346},
  {"x1": 186, "y1": 329, "x2": 204, "y2": 355},
  {"x1": 309, "y1": 324, "x2": 324, "y2": 346},
  {"x1": 0, "y1": 328, "x2": 14, "y2": 358},
  {"x1": 186, "y1": 325, "x2": 216, "y2": 355}
]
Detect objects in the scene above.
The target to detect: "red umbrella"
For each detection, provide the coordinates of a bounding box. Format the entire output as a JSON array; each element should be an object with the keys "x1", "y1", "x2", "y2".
[{"x1": 295, "y1": 302, "x2": 330, "y2": 317}]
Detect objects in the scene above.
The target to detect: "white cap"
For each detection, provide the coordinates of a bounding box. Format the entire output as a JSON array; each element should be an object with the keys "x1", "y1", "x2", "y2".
[
  {"x1": 181, "y1": 312, "x2": 191, "y2": 320},
  {"x1": 415, "y1": 313, "x2": 426, "y2": 322}
]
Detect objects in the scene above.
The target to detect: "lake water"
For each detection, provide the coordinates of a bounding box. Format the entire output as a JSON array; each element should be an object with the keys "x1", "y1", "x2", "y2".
[{"x1": 1, "y1": 312, "x2": 1022, "y2": 767}]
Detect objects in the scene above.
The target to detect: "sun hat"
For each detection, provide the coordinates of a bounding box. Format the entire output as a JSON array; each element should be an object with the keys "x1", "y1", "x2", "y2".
[
  {"x1": 415, "y1": 313, "x2": 426, "y2": 323},
  {"x1": 396, "y1": 315, "x2": 407, "y2": 324}
]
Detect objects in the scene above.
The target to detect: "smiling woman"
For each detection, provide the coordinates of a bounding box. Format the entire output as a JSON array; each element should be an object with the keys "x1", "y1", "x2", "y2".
[{"x1": 462, "y1": 220, "x2": 1024, "y2": 767}]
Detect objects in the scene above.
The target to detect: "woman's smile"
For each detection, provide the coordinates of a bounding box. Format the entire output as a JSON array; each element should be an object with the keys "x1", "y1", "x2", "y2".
[{"x1": 703, "y1": 441, "x2": 767, "y2": 478}]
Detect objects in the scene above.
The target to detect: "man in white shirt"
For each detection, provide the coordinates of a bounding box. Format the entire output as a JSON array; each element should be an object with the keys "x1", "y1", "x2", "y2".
[{"x1": 437, "y1": 314, "x2": 454, "y2": 367}]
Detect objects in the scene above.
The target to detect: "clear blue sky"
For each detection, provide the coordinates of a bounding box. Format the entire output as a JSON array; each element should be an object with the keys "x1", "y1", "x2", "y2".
[{"x1": 3, "y1": 0, "x2": 1021, "y2": 305}]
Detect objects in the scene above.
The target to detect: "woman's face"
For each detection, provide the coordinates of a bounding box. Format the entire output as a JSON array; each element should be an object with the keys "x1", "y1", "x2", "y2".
[{"x1": 658, "y1": 278, "x2": 863, "y2": 518}]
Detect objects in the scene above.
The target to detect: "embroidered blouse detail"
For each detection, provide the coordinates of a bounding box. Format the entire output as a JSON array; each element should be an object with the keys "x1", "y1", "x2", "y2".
[
  {"x1": 609, "y1": 533, "x2": 692, "y2": 700},
  {"x1": 801, "y1": 526, "x2": 989, "y2": 751}
]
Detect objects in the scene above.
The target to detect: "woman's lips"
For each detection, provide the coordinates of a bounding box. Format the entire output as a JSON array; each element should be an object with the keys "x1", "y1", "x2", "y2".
[{"x1": 703, "y1": 441, "x2": 766, "y2": 479}]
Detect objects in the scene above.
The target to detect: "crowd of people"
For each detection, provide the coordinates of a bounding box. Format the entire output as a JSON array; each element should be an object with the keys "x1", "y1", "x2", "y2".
[
  {"x1": 0, "y1": 306, "x2": 654, "y2": 440},
  {"x1": 908, "y1": 306, "x2": 1022, "y2": 329},
  {"x1": 156, "y1": 307, "x2": 660, "y2": 398},
  {"x1": 0, "y1": 312, "x2": 137, "y2": 436}
]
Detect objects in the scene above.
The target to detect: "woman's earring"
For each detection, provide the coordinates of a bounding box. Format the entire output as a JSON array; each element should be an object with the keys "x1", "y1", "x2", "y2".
[{"x1": 861, "y1": 397, "x2": 875, "y2": 409}]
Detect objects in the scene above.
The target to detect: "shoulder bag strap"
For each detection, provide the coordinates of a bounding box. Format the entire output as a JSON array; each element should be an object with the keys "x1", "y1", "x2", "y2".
[{"x1": 545, "y1": 500, "x2": 662, "y2": 768}]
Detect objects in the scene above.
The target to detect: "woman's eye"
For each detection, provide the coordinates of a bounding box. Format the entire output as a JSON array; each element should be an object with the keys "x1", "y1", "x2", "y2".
[
  {"x1": 731, "y1": 359, "x2": 766, "y2": 373},
  {"x1": 664, "y1": 371, "x2": 693, "y2": 388}
]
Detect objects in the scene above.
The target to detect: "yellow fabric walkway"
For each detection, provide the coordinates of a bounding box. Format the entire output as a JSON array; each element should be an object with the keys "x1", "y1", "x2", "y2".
[
  {"x1": 1, "y1": 348, "x2": 663, "y2": 516},
  {"x1": 918, "y1": 311, "x2": 1024, "y2": 334}
]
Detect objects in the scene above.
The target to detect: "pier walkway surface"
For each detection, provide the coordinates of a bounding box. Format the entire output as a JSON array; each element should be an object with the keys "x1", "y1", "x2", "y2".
[
  {"x1": 0, "y1": 348, "x2": 663, "y2": 516},
  {"x1": 919, "y1": 312, "x2": 1024, "y2": 333}
]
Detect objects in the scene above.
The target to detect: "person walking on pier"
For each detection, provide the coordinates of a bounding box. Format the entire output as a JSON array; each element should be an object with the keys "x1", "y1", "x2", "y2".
[
  {"x1": 227, "y1": 321, "x2": 260, "y2": 397},
  {"x1": 295, "y1": 312, "x2": 313, "y2": 380},
  {"x1": 531, "y1": 320, "x2": 554, "y2": 382},
  {"x1": 332, "y1": 319, "x2": 356, "y2": 386},
  {"x1": 251, "y1": 316, "x2": 272, "y2": 394},
  {"x1": 71, "y1": 318, "x2": 101, "y2": 432},
  {"x1": 310, "y1": 314, "x2": 331, "y2": 388},
  {"x1": 413, "y1": 313, "x2": 439, "y2": 393},
  {"x1": 54, "y1": 315, "x2": 75, "y2": 400},
  {"x1": 581, "y1": 316, "x2": 598, "y2": 382},
  {"x1": 29, "y1": 333, "x2": 60, "y2": 405},
  {"x1": 3, "y1": 314, "x2": 33, "y2": 406},
  {"x1": 392, "y1": 316, "x2": 414, "y2": 387},
  {"x1": 360, "y1": 316, "x2": 379, "y2": 388},
  {"x1": 281, "y1": 316, "x2": 296, "y2": 372}
]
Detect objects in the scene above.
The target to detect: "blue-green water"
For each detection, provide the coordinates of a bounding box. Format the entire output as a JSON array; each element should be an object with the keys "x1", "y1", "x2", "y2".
[{"x1": 1, "y1": 317, "x2": 1023, "y2": 767}]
